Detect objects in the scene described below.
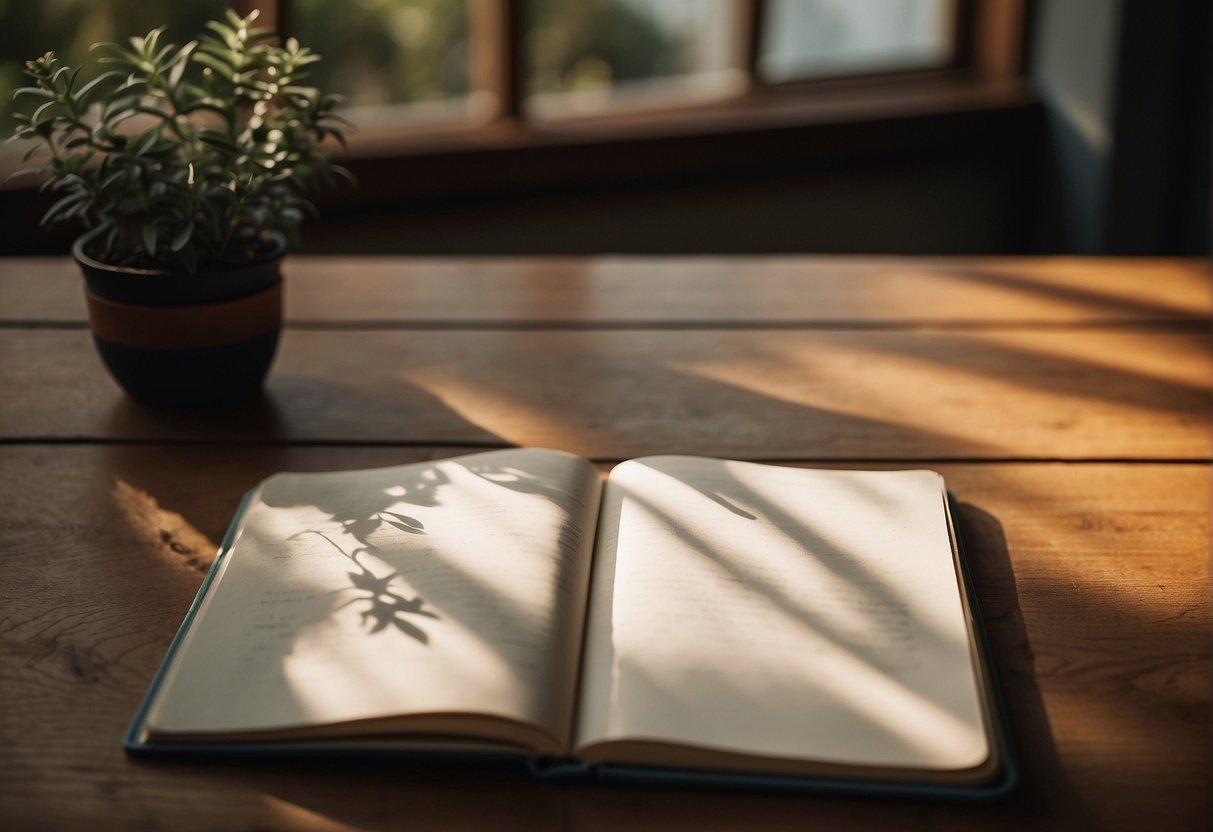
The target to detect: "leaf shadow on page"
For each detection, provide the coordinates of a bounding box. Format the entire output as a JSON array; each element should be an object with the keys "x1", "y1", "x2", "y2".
[
  {"x1": 247, "y1": 449, "x2": 596, "y2": 668},
  {"x1": 254, "y1": 461, "x2": 451, "y2": 643},
  {"x1": 464, "y1": 462, "x2": 583, "y2": 506},
  {"x1": 289, "y1": 529, "x2": 439, "y2": 644}
]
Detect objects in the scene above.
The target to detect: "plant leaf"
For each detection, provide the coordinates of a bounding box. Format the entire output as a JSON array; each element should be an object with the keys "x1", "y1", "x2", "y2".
[
  {"x1": 4, "y1": 167, "x2": 47, "y2": 185},
  {"x1": 29, "y1": 99, "x2": 60, "y2": 128},
  {"x1": 178, "y1": 100, "x2": 235, "y2": 127},
  {"x1": 97, "y1": 170, "x2": 124, "y2": 191},
  {"x1": 42, "y1": 191, "x2": 88, "y2": 225},
  {"x1": 192, "y1": 52, "x2": 234, "y2": 80},
  {"x1": 142, "y1": 222, "x2": 158, "y2": 256},
  {"x1": 170, "y1": 220, "x2": 194, "y2": 252},
  {"x1": 197, "y1": 131, "x2": 239, "y2": 153},
  {"x1": 176, "y1": 243, "x2": 198, "y2": 273},
  {"x1": 12, "y1": 86, "x2": 55, "y2": 101},
  {"x1": 73, "y1": 70, "x2": 125, "y2": 103},
  {"x1": 166, "y1": 41, "x2": 197, "y2": 89},
  {"x1": 133, "y1": 129, "x2": 159, "y2": 156}
]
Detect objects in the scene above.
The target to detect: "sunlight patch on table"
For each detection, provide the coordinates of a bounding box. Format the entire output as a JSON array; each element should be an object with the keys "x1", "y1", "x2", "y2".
[
  {"x1": 675, "y1": 330, "x2": 1210, "y2": 455},
  {"x1": 409, "y1": 373, "x2": 591, "y2": 449},
  {"x1": 260, "y1": 794, "x2": 354, "y2": 832},
  {"x1": 111, "y1": 480, "x2": 218, "y2": 574}
]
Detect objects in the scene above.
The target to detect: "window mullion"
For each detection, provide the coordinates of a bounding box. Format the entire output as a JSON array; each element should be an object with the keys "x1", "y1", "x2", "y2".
[
  {"x1": 735, "y1": 0, "x2": 767, "y2": 90},
  {"x1": 974, "y1": 0, "x2": 1026, "y2": 79},
  {"x1": 470, "y1": 0, "x2": 526, "y2": 124}
]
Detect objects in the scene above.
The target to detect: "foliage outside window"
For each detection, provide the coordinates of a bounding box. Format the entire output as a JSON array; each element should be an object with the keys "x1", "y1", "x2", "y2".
[
  {"x1": 0, "y1": 0, "x2": 228, "y2": 134},
  {"x1": 2, "y1": 0, "x2": 957, "y2": 149}
]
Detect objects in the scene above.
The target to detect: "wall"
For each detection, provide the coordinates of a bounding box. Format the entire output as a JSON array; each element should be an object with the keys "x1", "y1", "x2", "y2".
[
  {"x1": 1029, "y1": 0, "x2": 1211, "y2": 255},
  {"x1": 1029, "y1": 0, "x2": 1123, "y2": 253}
]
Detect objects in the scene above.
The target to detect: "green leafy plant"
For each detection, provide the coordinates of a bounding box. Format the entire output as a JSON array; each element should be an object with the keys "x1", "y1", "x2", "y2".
[{"x1": 8, "y1": 8, "x2": 351, "y2": 271}]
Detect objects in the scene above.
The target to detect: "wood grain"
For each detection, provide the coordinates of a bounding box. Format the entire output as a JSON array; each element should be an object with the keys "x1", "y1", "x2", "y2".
[
  {"x1": 1, "y1": 327, "x2": 1207, "y2": 459},
  {"x1": 2, "y1": 256, "x2": 1207, "y2": 324},
  {"x1": 0, "y1": 445, "x2": 1206, "y2": 831},
  {"x1": 2, "y1": 255, "x2": 1209, "y2": 831}
]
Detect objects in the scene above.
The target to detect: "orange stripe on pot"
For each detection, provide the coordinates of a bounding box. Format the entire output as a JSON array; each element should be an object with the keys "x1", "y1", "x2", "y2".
[{"x1": 85, "y1": 280, "x2": 283, "y2": 350}]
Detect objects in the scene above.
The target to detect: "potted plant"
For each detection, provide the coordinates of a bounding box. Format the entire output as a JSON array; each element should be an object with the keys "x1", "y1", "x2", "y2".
[{"x1": 9, "y1": 9, "x2": 350, "y2": 408}]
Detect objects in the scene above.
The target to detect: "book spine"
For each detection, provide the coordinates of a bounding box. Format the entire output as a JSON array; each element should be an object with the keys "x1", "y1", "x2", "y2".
[{"x1": 527, "y1": 756, "x2": 594, "y2": 781}]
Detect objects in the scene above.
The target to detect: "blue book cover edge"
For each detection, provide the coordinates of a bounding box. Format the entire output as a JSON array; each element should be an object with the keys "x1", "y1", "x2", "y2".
[{"x1": 122, "y1": 486, "x2": 1019, "y2": 802}]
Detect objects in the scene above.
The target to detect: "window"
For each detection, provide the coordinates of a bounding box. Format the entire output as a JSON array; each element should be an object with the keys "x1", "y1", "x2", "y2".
[
  {"x1": 761, "y1": 0, "x2": 955, "y2": 82},
  {"x1": 270, "y1": 0, "x2": 968, "y2": 128},
  {"x1": 0, "y1": 0, "x2": 1016, "y2": 154},
  {"x1": 287, "y1": 0, "x2": 473, "y2": 127},
  {"x1": 0, "y1": 1, "x2": 229, "y2": 136},
  {"x1": 0, "y1": 0, "x2": 1032, "y2": 255},
  {"x1": 525, "y1": 0, "x2": 741, "y2": 118}
]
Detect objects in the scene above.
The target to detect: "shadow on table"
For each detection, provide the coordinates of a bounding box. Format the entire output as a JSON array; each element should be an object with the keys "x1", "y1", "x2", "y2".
[
  {"x1": 96, "y1": 374, "x2": 511, "y2": 588},
  {"x1": 102, "y1": 386, "x2": 290, "y2": 439},
  {"x1": 949, "y1": 501, "x2": 1096, "y2": 829},
  {"x1": 100, "y1": 372, "x2": 507, "y2": 446}
]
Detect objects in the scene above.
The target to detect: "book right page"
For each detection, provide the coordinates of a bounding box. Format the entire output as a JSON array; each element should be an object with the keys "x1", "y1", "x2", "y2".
[{"x1": 574, "y1": 457, "x2": 992, "y2": 778}]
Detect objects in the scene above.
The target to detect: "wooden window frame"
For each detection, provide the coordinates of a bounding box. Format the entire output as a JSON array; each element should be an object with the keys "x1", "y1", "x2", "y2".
[
  {"x1": 245, "y1": 0, "x2": 1027, "y2": 128},
  {"x1": 287, "y1": 0, "x2": 1034, "y2": 208},
  {"x1": 0, "y1": 0, "x2": 1036, "y2": 253}
]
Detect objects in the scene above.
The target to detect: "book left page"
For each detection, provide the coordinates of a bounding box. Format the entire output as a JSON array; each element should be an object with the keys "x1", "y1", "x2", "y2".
[{"x1": 141, "y1": 448, "x2": 602, "y2": 755}]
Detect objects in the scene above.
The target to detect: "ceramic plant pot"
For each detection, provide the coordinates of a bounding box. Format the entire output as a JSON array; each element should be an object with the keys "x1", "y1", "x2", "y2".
[{"x1": 74, "y1": 233, "x2": 286, "y2": 409}]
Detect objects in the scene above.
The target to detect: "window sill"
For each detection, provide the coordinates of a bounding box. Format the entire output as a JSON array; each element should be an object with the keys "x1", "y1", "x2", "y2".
[
  {"x1": 333, "y1": 71, "x2": 1040, "y2": 206},
  {"x1": 0, "y1": 71, "x2": 1043, "y2": 255}
]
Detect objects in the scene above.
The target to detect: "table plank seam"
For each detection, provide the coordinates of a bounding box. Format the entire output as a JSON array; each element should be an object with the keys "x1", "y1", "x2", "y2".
[
  {"x1": 1, "y1": 437, "x2": 1209, "y2": 465},
  {"x1": 2, "y1": 318, "x2": 1209, "y2": 332}
]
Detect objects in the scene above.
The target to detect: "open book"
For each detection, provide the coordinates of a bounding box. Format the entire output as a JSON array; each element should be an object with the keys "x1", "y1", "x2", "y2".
[{"x1": 126, "y1": 449, "x2": 1015, "y2": 798}]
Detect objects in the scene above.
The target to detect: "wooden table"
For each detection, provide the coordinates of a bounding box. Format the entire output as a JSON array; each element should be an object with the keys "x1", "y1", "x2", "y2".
[{"x1": 1, "y1": 256, "x2": 1209, "y2": 831}]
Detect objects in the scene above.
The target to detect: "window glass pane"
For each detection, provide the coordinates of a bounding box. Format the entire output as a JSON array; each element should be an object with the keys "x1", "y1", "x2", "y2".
[
  {"x1": 0, "y1": 0, "x2": 228, "y2": 136},
  {"x1": 526, "y1": 0, "x2": 739, "y2": 118},
  {"x1": 290, "y1": 0, "x2": 471, "y2": 126},
  {"x1": 761, "y1": 0, "x2": 953, "y2": 82}
]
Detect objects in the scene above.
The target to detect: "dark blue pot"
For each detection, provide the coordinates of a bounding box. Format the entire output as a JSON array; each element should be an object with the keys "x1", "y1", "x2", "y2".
[{"x1": 74, "y1": 234, "x2": 286, "y2": 410}]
